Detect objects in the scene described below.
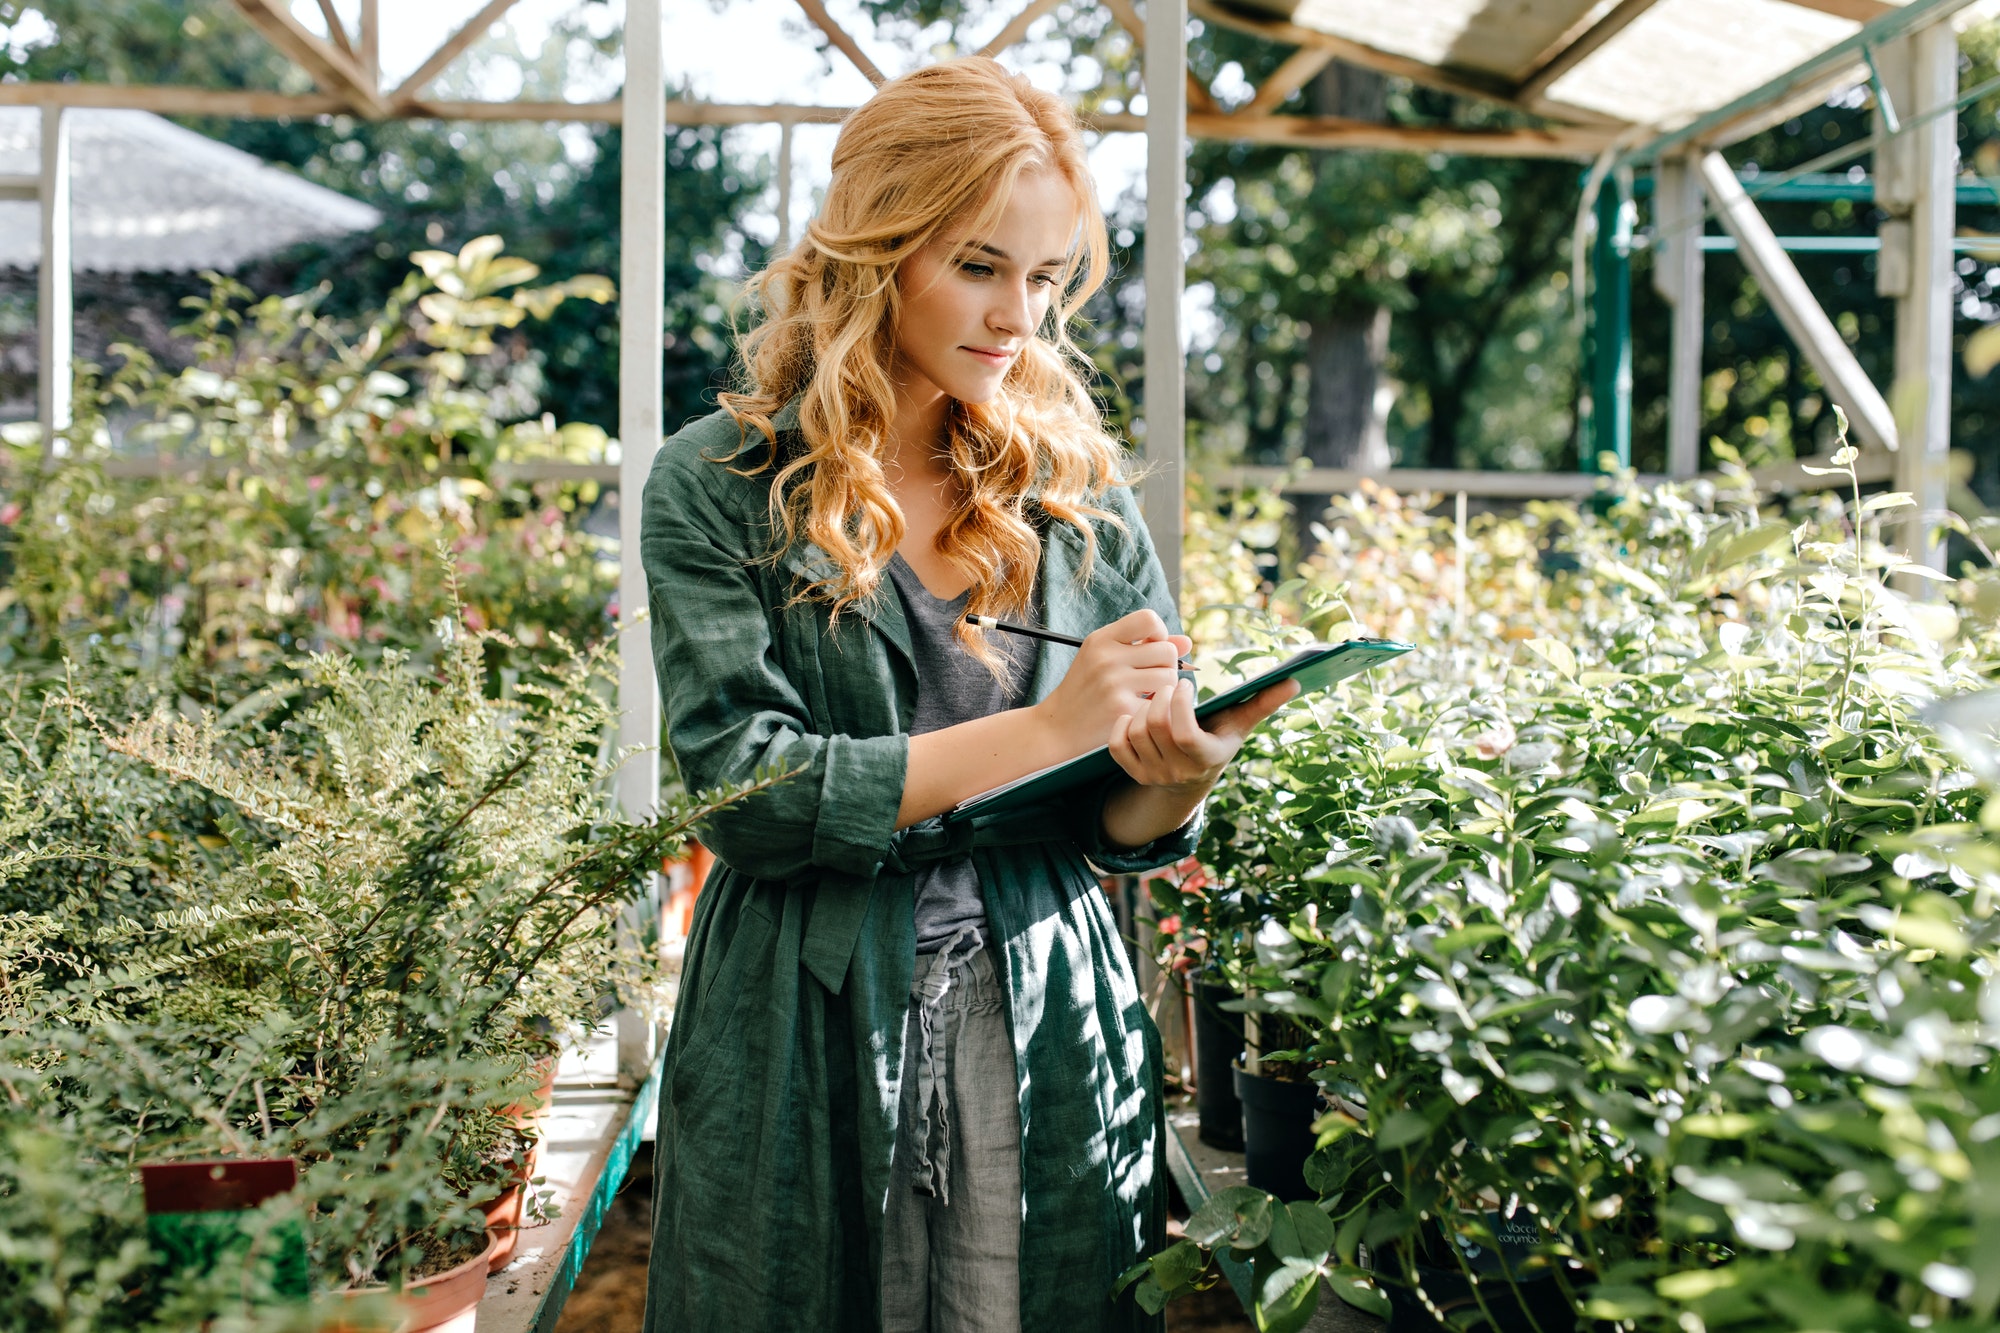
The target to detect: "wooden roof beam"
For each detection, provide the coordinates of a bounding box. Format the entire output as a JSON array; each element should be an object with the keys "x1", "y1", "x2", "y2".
[
  {"x1": 312, "y1": 0, "x2": 355, "y2": 60},
  {"x1": 794, "y1": 0, "x2": 886, "y2": 87},
  {"x1": 392, "y1": 0, "x2": 523, "y2": 104},
  {"x1": 360, "y1": 0, "x2": 378, "y2": 88},
  {"x1": 231, "y1": 0, "x2": 391, "y2": 117},
  {"x1": 1185, "y1": 0, "x2": 1609, "y2": 125},
  {"x1": 0, "y1": 80, "x2": 1616, "y2": 156},
  {"x1": 1782, "y1": 0, "x2": 1894, "y2": 20},
  {"x1": 1517, "y1": 0, "x2": 1664, "y2": 105},
  {"x1": 1186, "y1": 70, "x2": 1220, "y2": 114},
  {"x1": 1148, "y1": 109, "x2": 1614, "y2": 157},
  {"x1": 1239, "y1": 45, "x2": 1335, "y2": 116},
  {"x1": 1101, "y1": 0, "x2": 1146, "y2": 42},
  {"x1": 975, "y1": 0, "x2": 1063, "y2": 57}
]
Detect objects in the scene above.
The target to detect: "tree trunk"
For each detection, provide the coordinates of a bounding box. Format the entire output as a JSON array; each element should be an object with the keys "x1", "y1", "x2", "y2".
[
  {"x1": 1427, "y1": 364, "x2": 1468, "y2": 469},
  {"x1": 1303, "y1": 62, "x2": 1391, "y2": 472},
  {"x1": 1303, "y1": 307, "x2": 1391, "y2": 470}
]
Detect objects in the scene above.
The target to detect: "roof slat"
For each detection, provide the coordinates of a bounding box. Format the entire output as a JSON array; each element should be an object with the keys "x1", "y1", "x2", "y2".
[
  {"x1": 1627, "y1": 0, "x2": 1976, "y2": 159},
  {"x1": 1189, "y1": 0, "x2": 1592, "y2": 119},
  {"x1": 1519, "y1": 0, "x2": 1665, "y2": 104}
]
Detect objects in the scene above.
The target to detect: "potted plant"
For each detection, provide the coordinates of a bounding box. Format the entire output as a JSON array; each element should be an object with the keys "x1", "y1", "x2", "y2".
[
  {"x1": 0, "y1": 599, "x2": 780, "y2": 1325},
  {"x1": 1147, "y1": 858, "x2": 1249, "y2": 1150},
  {"x1": 1141, "y1": 436, "x2": 2000, "y2": 1332},
  {"x1": 1231, "y1": 1011, "x2": 1318, "y2": 1203}
]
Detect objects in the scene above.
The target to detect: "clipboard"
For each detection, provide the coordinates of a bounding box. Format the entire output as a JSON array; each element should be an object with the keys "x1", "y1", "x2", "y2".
[{"x1": 943, "y1": 636, "x2": 1414, "y2": 824}]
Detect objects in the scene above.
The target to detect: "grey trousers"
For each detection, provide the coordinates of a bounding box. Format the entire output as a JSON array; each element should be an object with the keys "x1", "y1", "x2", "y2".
[{"x1": 881, "y1": 945, "x2": 1023, "y2": 1333}]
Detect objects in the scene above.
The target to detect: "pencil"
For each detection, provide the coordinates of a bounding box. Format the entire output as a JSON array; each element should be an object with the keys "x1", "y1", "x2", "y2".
[{"x1": 965, "y1": 614, "x2": 1192, "y2": 670}]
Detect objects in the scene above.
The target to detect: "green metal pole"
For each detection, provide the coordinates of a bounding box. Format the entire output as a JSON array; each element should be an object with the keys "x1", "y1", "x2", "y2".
[{"x1": 1587, "y1": 175, "x2": 1633, "y2": 472}]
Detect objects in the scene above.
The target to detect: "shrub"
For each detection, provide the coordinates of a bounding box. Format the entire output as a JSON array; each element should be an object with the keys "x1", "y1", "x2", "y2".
[
  {"x1": 1141, "y1": 441, "x2": 2000, "y2": 1332},
  {"x1": 0, "y1": 237, "x2": 620, "y2": 702},
  {"x1": 0, "y1": 605, "x2": 778, "y2": 1317}
]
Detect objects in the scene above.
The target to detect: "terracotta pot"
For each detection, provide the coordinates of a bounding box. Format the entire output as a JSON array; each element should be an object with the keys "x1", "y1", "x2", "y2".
[
  {"x1": 324, "y1": 1230, "x2": 500, "y2": 1333},
  {"x1": 501, "y1": 1053, "x2": 559, "y2": 1131},
  {"x1": 480, "y1": 1186, "x2": 525, "y2": 1274},
  {"x1": 474, "y1": 1142, "x2": 539, "y2": 1274},
  {"x1": 661, "y1": 841, "x2": 716, "y2": 939}
]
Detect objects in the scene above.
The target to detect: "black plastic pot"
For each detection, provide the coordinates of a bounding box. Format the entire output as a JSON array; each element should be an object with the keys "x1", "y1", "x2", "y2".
[
  {"x1": 1382, "y1": 1214, "x2": 1572, "y2": 1333},
  {"x1": 1192, "y1": 981, "x2": 1244, "y2": 1150},
  {"x1": 1232, "y1": 1066, "x2": 1318, "y2": 1201},
  {"x1": 1383, "y1": 1265, "x2": 1571, "y2": 1333}
]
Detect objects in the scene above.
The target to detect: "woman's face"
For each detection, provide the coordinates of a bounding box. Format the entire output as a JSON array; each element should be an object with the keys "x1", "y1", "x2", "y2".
[{"x1": 892, "y1": 168, "x2": 1077, "y2": 409}]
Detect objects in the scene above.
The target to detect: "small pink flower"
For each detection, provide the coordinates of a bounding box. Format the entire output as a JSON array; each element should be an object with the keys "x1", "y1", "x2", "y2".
[
  {"x1": 0, "y1": 503, "x2": 19, "y2": 525},
  {"x1": 1473, "y1": 717, "x2": 1518, "y2": 758}
]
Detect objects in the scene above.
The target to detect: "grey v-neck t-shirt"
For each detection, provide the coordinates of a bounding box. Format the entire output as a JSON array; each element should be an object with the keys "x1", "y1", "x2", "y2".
[{"x1": 885, "y1": 553, "x2": 1038, "y2": 955}]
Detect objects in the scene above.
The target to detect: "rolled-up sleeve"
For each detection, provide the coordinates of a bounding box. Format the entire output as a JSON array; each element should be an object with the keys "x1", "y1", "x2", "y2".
[
  {"x1": 1074, "y1": 774, "x2": 1205, "y2": 873},
  {"x1": 641, "y1": 439, "x2": 906, "y2": 883}
]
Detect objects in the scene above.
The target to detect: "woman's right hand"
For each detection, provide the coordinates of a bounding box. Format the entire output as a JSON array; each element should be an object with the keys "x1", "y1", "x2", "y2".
[{"x1": 1028, "y1": 609, "x2": 1192, "y2": 753}]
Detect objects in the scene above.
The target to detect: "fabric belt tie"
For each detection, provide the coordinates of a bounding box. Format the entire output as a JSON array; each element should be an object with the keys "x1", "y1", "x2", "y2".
[
  {"x1": 803, "y1": 797, "x2": 1103, "y2": 996},
  {"x1": 908, "y1": 925, "x2": 978, "y2": 1206}
]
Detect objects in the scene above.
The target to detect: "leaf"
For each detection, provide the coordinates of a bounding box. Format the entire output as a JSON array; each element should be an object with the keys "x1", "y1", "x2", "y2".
[
  {"x1": 457, "y1": 233, "x2": 507, "y2": 268},
  {"x1": 1263, "y1": 1196, "x2": 1302, "y2": 1260},
  {"x1": 1325, "y1": 1265, "x2": 1390, "y2": 1317},
  {"x1": 1690, "y1": 521, "x2": 1793, "y2": 579},
  {"x1": 1284, "y1": 1201, "x2": 1338, "y2": 1266},
  {"x1": 1524, "y1": 638, "x2": 1577, "y2": 681},
  {"x1": 1433, "y1": 924, "x2": 1507, "y2": 955},
  {"x1": 1882, "y1": 560, "x2": 1955, "y2": 582},
  {"x1": 1892, "y1": 913, "x2": 1967, "y2": 958},
  {"x1": 1254, "y1": 1256, "x2": 1323, "y2": 1333},
  {"x1": 1656, "y1": 1267, "x2": 1744, "y2": 1301},
  {"x1": 1583, "y1": 1285, "x2": 1665, "y2": 1319},
  {"x1": 1147, "y1": 1238, "x2": 1208, "y2": 1294},
  {"x1": 1375, "y1": 1109, "x2": 1435, "y2": 1150},
  {"x1": 1333, "y1": 1210, "x2": 1368, "y2": 1266},
  {"x1": 1185, "y1": 1186, "x2": 1275, "y2": 1250},
  {"x1": 1967, "y1": 320, "x2": 2000, "y2": 377},
  {"x1": 1596, "y1": 557, "x2": 1671, "y2": 602},
  {"x1": 1859, "y1": 491, "x2": 1916, "y2": 514}
]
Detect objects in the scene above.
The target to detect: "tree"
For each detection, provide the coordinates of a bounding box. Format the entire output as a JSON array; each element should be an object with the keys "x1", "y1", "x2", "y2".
[
  {"x1": 0, "y1": 0, "x2": 762, "y2": 435},
  {"x1": 1301, "y1": 62, "x2": 1391, "y2": 471}
]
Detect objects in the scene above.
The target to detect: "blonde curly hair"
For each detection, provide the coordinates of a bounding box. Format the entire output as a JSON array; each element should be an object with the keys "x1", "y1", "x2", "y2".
[{"x1": 719, "y1": 56, "x2": 1126, "y2": 669}]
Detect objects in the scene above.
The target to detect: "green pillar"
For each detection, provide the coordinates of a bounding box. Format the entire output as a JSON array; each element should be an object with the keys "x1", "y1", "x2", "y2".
[{"x1": 1586, "y1": 173, "x2": 1633, "y2": 472}]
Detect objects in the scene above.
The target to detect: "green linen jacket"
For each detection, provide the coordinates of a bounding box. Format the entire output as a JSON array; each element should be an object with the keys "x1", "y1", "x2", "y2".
[{"x1": 637, "y1": 402, "x2": 1197, "y2": 1333}]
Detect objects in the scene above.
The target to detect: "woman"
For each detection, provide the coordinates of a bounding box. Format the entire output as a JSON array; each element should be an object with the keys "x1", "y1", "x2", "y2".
[{"x1": 639, "y1": 56, "x2": 1294, "y2": 1333}]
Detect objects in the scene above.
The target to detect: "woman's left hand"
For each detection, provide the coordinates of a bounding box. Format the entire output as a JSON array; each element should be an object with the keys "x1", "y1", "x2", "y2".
[{"x1": 1107, "y1": 675, "x2": 1301, "y2": 794}]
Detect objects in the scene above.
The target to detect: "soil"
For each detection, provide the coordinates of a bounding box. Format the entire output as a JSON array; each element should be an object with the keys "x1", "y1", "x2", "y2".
[
  {"x1": 553, "y1": 1144, "x2": 1256, "y2": 1332},
  {"x1": 399, "y1": 1230, "x2": 493, "y2": 1284}
]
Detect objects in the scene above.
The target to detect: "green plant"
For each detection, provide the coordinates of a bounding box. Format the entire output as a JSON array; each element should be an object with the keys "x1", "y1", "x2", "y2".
[
  {"x1": 1141, "y1": 430, "x2": 2000, "y2": 1332},
  {"x1": 0, "y1": 237, "x2": 620, "y2": 701},
  {"x1": 0, "y1": 593, "x2": 781, "y2": 1317}
]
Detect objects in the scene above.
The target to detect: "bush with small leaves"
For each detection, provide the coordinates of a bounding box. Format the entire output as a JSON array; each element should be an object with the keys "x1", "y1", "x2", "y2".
[{"x1": 1143, "y1": 428, "x2": 2000, "y2": 1333}]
